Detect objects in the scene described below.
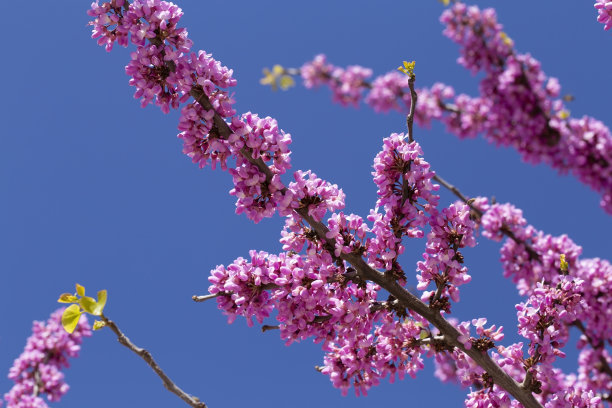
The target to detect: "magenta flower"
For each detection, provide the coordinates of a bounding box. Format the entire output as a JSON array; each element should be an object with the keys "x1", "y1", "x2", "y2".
[{"x1": 594, "y1": 1, "x2": 612, "y2": 30}]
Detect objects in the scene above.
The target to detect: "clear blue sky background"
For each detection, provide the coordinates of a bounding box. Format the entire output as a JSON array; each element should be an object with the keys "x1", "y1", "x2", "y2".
[{"x1": 1, "y1": 1, "x2": 611, "y2": 407}]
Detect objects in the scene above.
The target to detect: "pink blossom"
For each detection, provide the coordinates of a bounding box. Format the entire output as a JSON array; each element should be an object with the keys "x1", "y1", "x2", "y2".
[{"x1": 594, "y1": 1, "x2": 612, "y2": 30}]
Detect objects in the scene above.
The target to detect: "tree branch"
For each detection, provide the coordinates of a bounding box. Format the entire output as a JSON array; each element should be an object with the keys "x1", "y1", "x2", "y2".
[
  {"x1": 192, "y1": 293, "x2": 221, "y2": 303},
  {"x1": 406, "y1": 73, "x2": 418, "y2": 143}
]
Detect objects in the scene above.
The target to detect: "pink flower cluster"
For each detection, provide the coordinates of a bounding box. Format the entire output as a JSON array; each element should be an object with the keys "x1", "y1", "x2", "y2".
[
  {"x1": 4, "y1": 309, "x2": 91, "y2": 408},
  {"x1": 595, "y1": 1, "x2": 612, "y2": 30},
  {"x1": 321, "y1": 312, "x2": 428, "y2": 396},
  {"x1": 476, "y1": 198, "x2": 612, "y2": 403},
  {"x1": 279, "y1": 170, "x2": 347, "y2": 254},
  {"x1": 364, "y1": 71, "x2": 410, "y2": 113},
  {"x1": 517, "y1": 278, "x2": 586, "y2": 365},
  {"x1": 433, "y1": 322, "x2": 520, "y2": 406},
  {"x1": 228, "y1": 113, "x2": 292, "y2": 222},
  {"x1": 435, "y1": 334, "x2": 604, "y2": 407},
  {"x1": 417, "y1": 203, "x2": 476, "y2": 308},
  {"x1": 477, "y1": 199, "x2": 583, "y2": 294},
  {"x1": 207, "y1": 249, "x2": 382, "y2": 346},
  {"x1": 440, "y1": 4, "x2": 513, "y2": 74},
  {"x1": 301, "y1": 55, "x2": 372, "y2": 107},
  {"x1": 368, "y1": 134, "x2": 439, "y2": 271},
  {"x1": 208, "y1": 246, "x2": 436, "y2": 397},
  {"x1": 89, "y1": 0, "x2": 298, "y2": 223},
  {"x1": 439, "y1": 4, "x2": 612, "y2": 214}
]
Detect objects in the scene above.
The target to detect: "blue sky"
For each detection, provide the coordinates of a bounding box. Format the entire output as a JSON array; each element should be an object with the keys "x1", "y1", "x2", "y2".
[{"x1": 1, "y1": 1, "x2": 611, "y2": 407}]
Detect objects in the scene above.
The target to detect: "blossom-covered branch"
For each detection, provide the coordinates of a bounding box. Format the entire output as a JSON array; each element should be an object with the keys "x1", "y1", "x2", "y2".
[
  {"x1": 267, "y1": 3, "x2": 612, "y2": 216},
  {"x1": 434, "y1": 173, "x2": 612, "y2": 396},
  {"x1": 4, "y1": 309, "x2": 91, "y2": 408}
]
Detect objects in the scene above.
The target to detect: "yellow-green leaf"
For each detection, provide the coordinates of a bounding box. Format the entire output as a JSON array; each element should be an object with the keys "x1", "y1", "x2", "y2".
[
  {"x1": 260, "y1": 68, "x2": 273, "y2": 84},
  {"x1": 78, "y1": 291, "x2": 107, "y2": 315},
  {"x1": 58, "y1": 293, "x2": 78, "y2": 303},
  {"x1": 397, "y1": 60, "x2": 416, "y2": 76},
  {"x1": 62, "y1": 304, "x2": 82, "y2": 333},
  {"x1": 279, "y1": 75, "x2": 295, "y2": 90},
  {"x1": 79, "y1": 296, "x2": 98, "y2": 314},
  {"x1": 93, "y1": 320, "x2": 106, "y2": 330},
  {"x1": 419, "y1": 330, "x2": 429, "y2": 340},
  {"x1": 76, "y1": 284, "x2": 85, "y2": 297},
  {"x1": 93, "y1": 290, "x2": 107, "y2": 315},
  {"x1": 499, "y1": 32, "x2": 514, "y2": 47},
  {"x1": 560, "y1": 254, "x2": 569, "y2": 273},
  {"x1": 272, "y1": 65, "x2": 284, "y2": 75}
]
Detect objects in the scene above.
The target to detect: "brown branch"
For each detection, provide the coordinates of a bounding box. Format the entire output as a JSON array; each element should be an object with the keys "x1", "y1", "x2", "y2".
[
  {"x1": 100, "y1": 314, "x2": 207, "y2": 408},
  {"x1": 32, "y1": 354, "x2": 52, "y2": 397},
  {"x1": 406, "y1": 73, "x2": 418, "y2": 143},
  {"x1": 340, "y1": 252, "x2": 543, "y2": 407},
  {"x1": 32, "y1": 364, "x2": 43, "y2": 397},
  {"x1": 192, "y1": 293, "x2": 220, "y2": 303},
  {"x1": 295, "y1": 206, "x2": 543, "y2": 407},
  {"x1": 433, "y1": 174, "x2": 475, "y2": 212}
]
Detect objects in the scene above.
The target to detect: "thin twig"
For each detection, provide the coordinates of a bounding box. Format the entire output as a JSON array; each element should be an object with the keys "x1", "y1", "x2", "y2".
[
  {"x1": 406, "y1": 73, "x2": 418, "y2": 143},
  {"x1": 100, "y1": 314, "x2": 207, "y2": 408},
  {"x1": 433, "y1": 174, "x2": 475, "y2": 212},
  {"x1": 192, "y1": 293, "x2": 220, "y2": 303}
]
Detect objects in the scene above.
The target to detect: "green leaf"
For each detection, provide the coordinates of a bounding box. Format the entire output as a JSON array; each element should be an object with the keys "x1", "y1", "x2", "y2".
[
  {"x1": 94, "y1": 290, "x2": 108, "y2": 315},
  {"x1": 560, "y1": 254, "x2": 569, "y2": 273},
  {"x1": 79, "y1": 290, "x2": 107, "y2": 315},
  {"x1": 79, "y1": 296, "x2": 98, "y2": 314},
  {"x1": 76, "y1": 283, "x2": 86, "y2": 297},
  {"x1": 279, "y1": 75, "x2": 295, "y2": 90},
  {"x1": 272, "y1": 65, "x2": 284, "y2": 75},
  {"x1": 62, "y1": 304, "x2": 82, "y2": 333},
  {"x1": 58, "y1": 293, "x2": 78, "y2": 303}
]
